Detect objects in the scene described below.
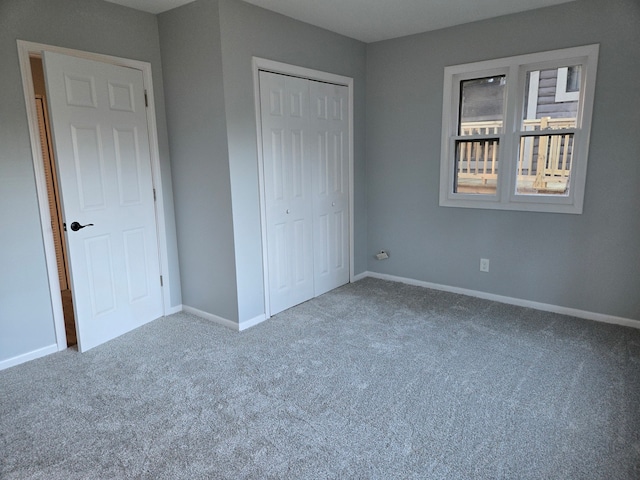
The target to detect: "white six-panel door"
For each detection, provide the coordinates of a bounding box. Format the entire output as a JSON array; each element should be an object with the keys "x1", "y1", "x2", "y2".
[
  {"x1": 259, "y1": 71, "x2": 349, "y2": 315},
  {"x1": 43, "y1": 51, "x2": 163, "y2": 352}
]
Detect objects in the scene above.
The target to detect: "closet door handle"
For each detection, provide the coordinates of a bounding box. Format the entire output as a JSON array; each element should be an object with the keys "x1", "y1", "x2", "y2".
[{"x1": 286, "y1": 209, "x2": 290, "y2": 214}]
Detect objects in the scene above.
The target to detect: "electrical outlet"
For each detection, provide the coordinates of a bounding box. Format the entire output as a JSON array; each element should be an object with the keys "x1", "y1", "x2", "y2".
[
  {"x1": 480, "y1": 258, "x2": 490, "y2": 272},
  {"x1": 376, "y1": 250, "x2": 389, "y2": 260}
]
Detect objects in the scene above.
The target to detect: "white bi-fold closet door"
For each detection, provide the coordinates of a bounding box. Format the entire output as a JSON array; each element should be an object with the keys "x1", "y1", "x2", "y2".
[{"x1": 259, "y1": 71, "x2": 349, "y2": 316}]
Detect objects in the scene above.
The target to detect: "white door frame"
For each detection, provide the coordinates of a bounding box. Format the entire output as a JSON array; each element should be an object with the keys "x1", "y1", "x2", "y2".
[
  {"x1": 252, "y1": 57, "x2": 354, "y2": 317},
  {"x1": 17, "y1": 40, "x2": 174, "y2": 351}
]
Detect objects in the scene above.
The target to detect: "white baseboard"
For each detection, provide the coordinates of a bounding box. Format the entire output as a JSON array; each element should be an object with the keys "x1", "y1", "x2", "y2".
[
  {"x1": 165, "y1": 304, "x2": 183, "y2": 315},
  {"x1": 359, "y1": 271, "x2": 640, "y2": 330},
  {"x1": 182, "y1": 305, "x2": 267, "y2": 332},
  {"x1": 182, "y1": 305, "x2": 239, "y2": 330},
  {"x1": 238, "y1": 314, "x2": 268, "y2": 331},
  {"x1": 0, "y1": 344, "x2": 58, "y2": 371},
  {"x1": 352, "y1": 271, "x2": 369, "y2": 282}
]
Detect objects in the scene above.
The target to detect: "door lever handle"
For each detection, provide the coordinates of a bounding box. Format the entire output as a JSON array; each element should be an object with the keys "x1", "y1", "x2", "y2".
[{"x1": 69, "y1": 221, "x2": 94, "y2": 232}]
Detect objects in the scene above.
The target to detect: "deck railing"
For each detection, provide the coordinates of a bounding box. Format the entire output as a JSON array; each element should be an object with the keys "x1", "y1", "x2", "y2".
[{"x1": 457, "y1": 117, "x2": 576, "y2": 194}]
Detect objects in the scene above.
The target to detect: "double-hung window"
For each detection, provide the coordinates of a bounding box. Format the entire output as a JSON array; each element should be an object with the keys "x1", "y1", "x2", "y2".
[{"x1": 439, "y1": 45, "x2": 599, "y2": 214}]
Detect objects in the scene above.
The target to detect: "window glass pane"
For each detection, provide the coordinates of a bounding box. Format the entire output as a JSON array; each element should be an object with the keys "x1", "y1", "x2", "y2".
[
  {"x1": 565, "y1": 66, "x2": 581, "y2": 92},
  {"x1": 516, "y1": 133, "x2": 574, "y2": 195},
  {"x1": 454, "y1": 139, "x2": 499, "y2": 195},
  {"x1": 459, "y1": 75, "x2": 505, "y2": 136},
  {"x1": 522, "y1": 66, "x2": 581, "y2": 130}
]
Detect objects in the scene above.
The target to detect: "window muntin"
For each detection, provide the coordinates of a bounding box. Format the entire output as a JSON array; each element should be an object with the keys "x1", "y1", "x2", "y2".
[{"x1": 440, "y1": 45, "x2": 598, "y2": 214}]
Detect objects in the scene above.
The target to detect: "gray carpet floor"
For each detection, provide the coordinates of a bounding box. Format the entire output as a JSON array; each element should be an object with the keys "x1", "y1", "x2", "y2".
[{"x1": 1, "y1": 278, "x2": 639, "y2": 479}]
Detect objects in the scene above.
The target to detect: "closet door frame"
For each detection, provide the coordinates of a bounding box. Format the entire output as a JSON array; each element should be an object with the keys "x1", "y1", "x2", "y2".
[{"x1": 252, "y1": 57, "x2": 354, "y2": 318}]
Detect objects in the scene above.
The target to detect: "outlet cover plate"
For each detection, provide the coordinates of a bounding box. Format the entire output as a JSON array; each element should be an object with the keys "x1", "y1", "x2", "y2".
[{"x1": 480, "y1": 258, "x2": 490, "y2": 272}]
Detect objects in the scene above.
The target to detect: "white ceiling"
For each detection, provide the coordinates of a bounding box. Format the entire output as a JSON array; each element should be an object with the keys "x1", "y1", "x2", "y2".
[
  {"x1": 104, "y1": 0, "x2": 194, "y2": 15},
  {"x1": 104, "y1": 0, "x2": 576, "y2": 43}
]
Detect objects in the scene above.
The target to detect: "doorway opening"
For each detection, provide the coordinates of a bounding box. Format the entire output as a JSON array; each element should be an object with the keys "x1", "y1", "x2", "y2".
[
  {"x1": 30, "y1": 55, "x2": 77, "y2": 347},
  {"x1": 17, "y1": 40, "x2": 174, "y2": 356}
]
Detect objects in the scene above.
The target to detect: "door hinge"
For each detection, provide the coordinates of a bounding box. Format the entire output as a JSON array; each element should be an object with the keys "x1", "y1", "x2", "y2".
[
  {"x1": 160, "y1": 275, "x2": 163, "y2": 287},
  {"x1": 144, "y1": 90, "x2": 148, "y2": 108},
  {"x1": 153, "y1": 188, "x2": 157, "y2": 201}
]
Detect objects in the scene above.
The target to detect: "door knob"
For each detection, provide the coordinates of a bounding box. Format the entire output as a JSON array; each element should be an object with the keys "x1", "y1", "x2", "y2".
[
  {"x1": 69, "y1": 221, "x2": 94, "y2": 232},
  {"x1": 286, "y1": 209, "x2": 291, "y2": 214}
]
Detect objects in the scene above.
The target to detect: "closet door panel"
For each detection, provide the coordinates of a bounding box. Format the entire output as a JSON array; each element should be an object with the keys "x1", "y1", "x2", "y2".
[
  {"x1": 310, "y1": 80, "x2": 350, "y2": 296},
  {"x1": 260, "y1": 71, "x2": 314, "y2": 315}
]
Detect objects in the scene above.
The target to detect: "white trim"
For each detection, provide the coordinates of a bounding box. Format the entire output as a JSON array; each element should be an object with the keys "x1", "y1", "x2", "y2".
[
  {"x1": 182, "y1": 306, "x2": 266, "y2": 332},
  {"x1": 0, "y1": 344, "x2": 58, "y2": 372},
  {"x1": 165, "y1": 304, "x2": 183, "y2": 315},
  {"x1": 358, "y1": 271, "x2": 640, "y2": 330},
  {"x1": 17, "y1": 40, "x2": 174, "y2": 354},
  {"x1": 352, "y1": 271, "x2": 369, "y2": 282},
  {"x1": 140, "y1": 57, "x2": 174, "y2": 316},
  {"x1": 238, "y1": 314, "x2": 268, "y2": 331},
  {"x1": 252, "y1": 62, "x2": 271, "y2": 317},
  {"x1": 253, "y1": 57, "x2": 354, "y2": 87},
  {"x1": 182, "y1": 305, "x2": 238, "y2": 330},
  {"x1": 252, "y1": 57, "x2": 355, "y2": 317}
]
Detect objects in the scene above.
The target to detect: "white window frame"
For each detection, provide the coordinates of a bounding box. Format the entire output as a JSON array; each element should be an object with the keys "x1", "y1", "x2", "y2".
[{"x1": 439, "y1": 44, "x2": 599, "y2": 214}]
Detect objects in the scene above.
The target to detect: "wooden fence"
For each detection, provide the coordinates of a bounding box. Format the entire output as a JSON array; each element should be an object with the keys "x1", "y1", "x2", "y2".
[{"x1": 457, "y1": 117, "x2": 576, "y2": 194}]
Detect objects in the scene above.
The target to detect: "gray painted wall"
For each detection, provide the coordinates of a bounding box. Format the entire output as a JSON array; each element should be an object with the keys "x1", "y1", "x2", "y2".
[
  {"x1": 158, "y1": 0, "x2": 367, "y2": 324},
  {"x1": 366, "y1": 0, "x2": 640, "y2": 319},
  {"x1": 0, "y1": 0, "x2": 181, "y2": 363},
  {"x1": 158, "y1": 0, "x2": 238, "y2": 321},
  {"x1": 4, "y1": 0, "x2": 634, "y2": 368},
  {"x1": 218, "y1": 0, "x2": 368, "y2": 322}
]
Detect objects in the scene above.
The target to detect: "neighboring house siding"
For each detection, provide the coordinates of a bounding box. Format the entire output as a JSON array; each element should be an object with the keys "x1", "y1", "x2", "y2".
[{"x1": 535, "y1": 68, "x2": 579, "y2": 119}]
